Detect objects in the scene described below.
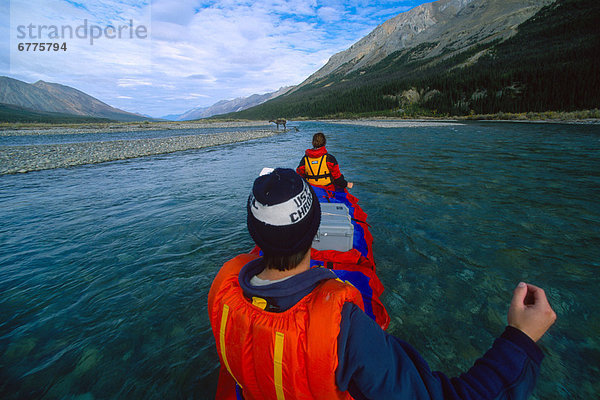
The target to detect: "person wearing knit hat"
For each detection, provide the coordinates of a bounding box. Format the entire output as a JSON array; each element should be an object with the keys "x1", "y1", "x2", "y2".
[
  {"x1": 208, "y1": 168, "x2": 556, "y2": 400},
  {"x1": 247, "y1": 168, "x2": 321, "y2": 264}
]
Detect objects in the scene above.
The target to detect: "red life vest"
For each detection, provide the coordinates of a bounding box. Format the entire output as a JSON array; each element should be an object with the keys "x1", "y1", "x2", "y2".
[{"x1": 207, "y1": 254, "x2": 364, "y2": 400}]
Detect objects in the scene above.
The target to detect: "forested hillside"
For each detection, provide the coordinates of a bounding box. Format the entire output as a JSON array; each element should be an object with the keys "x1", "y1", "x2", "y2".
[
  {"x1": 0, "y1": 103, "x2": 113, "y2": 123},
  {"x1": 226, "y1": 0, "x2": 600, "y2": 119}
]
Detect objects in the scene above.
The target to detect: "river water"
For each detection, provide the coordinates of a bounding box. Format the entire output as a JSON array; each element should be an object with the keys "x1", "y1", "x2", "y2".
[{"x1": 1, "y1": 121, "x2": 599, "y2": 399}]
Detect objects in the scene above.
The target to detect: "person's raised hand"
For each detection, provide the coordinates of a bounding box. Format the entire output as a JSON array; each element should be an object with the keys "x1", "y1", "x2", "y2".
[
  {"x1": 508, "y1": 282, "x2": 556, "y2": 342},
  {"x1": 347, "y1": 182, "x2": 354, "y2": 189}
]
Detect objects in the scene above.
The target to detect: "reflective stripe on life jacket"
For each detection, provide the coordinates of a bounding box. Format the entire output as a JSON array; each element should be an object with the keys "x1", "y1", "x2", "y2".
[
  {"x1": 208, "y1": 254, "x2": 364, "y2": 400},
  {"x1": 304, "y1": 154, "x2": 333, "y2": 187}
]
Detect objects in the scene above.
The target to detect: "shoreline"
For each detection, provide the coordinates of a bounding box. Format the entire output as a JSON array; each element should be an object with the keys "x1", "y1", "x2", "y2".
[
  {"x1": 0, "y1": 129, "x2": 280, "y2": 175},
  {"x1": 1, "y1": 116, "x2": 598, "y2": 137},
  {"x1": 319, "y1": 117, "x2": 600, "y2": 126},
  {"x1": 2, "y1": 117, "x2": 598, "y2": 175},
  {"x1": 325, "y1": 119, "x2": 464, "y2": 128},
  {"x1": 0, "y1": 120, "x2": 270, "y2": 137}
]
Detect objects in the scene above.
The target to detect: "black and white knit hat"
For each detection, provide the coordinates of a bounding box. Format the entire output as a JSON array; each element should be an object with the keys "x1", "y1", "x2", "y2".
[{"x1": 247, "y1": 168, "x2": 321, "y2": 256}]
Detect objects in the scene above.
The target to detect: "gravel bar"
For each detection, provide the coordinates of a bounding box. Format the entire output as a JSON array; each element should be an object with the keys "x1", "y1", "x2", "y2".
[
  {"x1": 0, "y1": 121, "x2": 270, "y2": 137},
  {"x1": 0, "y1": 129, "x2": 279, "y2": 175}
]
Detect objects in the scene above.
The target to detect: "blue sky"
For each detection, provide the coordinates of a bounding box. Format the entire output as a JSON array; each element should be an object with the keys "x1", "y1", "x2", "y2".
[{"x1": 2, "y1": 0, "x2": 430, "y2": 117}]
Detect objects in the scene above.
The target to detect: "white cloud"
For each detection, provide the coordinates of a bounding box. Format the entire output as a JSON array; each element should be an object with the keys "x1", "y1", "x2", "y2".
[
  {"x1": 317, "y1": 6, "x2": 344, "y2": 22},
  {"x1": 1, "y1": 0, "x2": 427, "y2": 117},
  {"x1": 117, "y1": 78, "x2": 153, "y2": 87}
]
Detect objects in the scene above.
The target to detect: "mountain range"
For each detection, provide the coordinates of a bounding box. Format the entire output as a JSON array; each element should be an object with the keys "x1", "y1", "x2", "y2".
[
  {"x1": 294, "y1": 0, "x2": 552, "y2": 90},
  {"x1": 229, "y1": 0, "x2": 600, "y2": 119},
  {"x1": 0, "y1": 77, "x2": 150, "y2": 122},
  {"x1": 163, "y1": 86, "x2": 294, "y2": 121},
  {"x1": 0, "y1": 75, "x2": 293, "y2": 122},
  {"x1": 2, "y1": 0, "x2": 598, "y2": 122}
]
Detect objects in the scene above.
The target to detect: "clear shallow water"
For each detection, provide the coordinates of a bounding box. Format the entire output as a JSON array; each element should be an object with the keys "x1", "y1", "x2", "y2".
[{"x1": 1, "y1": 121, "x2": 599, "y2": 399}]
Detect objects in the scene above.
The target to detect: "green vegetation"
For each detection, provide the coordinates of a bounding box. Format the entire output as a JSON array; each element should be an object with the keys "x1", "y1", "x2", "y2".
[
  {"x1": 224, "y1": 0, "x2": 600, "y2": 120},
  {"x1": 458, "y1": 109, "x2": 600, "y2": 121},
  {"x1": 0, "y1": 103, "x2": 114, "y2": 124}
]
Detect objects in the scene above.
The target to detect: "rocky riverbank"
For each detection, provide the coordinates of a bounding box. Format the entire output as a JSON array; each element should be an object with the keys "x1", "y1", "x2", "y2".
[
  {"x1": 0, "y1": 128, "x2": 279, "y2": 175},
  {"x1": 327, "y1": 119, "x2": 464, "y2": 128},
  {"x1": 326, "y1": 117, "x2": 600, "y2": 127},
  {"x1": 0, "y1": 120, "x2": 270, "y2": 136}
]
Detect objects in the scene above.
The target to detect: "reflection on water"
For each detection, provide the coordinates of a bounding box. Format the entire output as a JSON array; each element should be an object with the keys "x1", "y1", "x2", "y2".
[{"x1": 1, "y1": 121, "x2": 599, "y2": 399}]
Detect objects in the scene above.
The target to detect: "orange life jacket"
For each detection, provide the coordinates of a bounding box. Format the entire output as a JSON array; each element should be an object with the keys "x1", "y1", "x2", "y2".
[
  {"x1": 304, "y1": 154, "x2": 333, "y2": 187},
  {"x1": 207, "y1": 254, "x2": 364, "y2": 400}
]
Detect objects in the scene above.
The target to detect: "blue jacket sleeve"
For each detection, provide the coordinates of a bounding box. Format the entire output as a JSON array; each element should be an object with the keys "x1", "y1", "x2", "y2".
[{"x1": 336, "y1": 303, "x2": 544, "y2": 400}]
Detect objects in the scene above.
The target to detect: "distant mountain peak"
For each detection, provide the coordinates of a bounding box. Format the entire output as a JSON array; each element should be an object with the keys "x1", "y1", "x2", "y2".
[
  {"x1": 0, "y1": 76, "x2": 148, "y2": 122},
  {"x1": 296, "y1": 0, "x2": 553, "y2": 89},
  {"x1": 169, "y1": 86, "x2": 294, "y2": 121}
]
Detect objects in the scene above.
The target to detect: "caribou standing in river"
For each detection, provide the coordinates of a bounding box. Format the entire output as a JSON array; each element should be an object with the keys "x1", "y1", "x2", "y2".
[{"x1": 269, "y1": 119, "x2": 287, "y2": 130}]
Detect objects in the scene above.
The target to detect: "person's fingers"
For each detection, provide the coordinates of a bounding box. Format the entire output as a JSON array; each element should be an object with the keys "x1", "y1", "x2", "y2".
[
  {"x1": 527, "y1": 284, "x2": 545, "y2": 301},
  {"x1": 511, "y1": 282, "x2": 528, "y2": 309},
  {"x1": 528, "y1": 285, "x2": 556, "y2": 320}
]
